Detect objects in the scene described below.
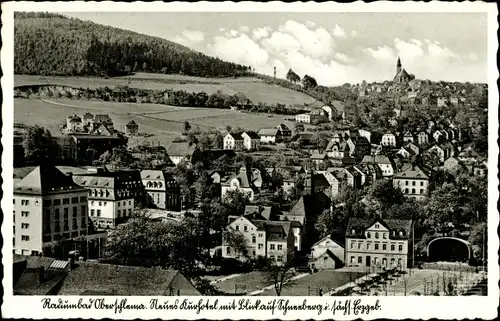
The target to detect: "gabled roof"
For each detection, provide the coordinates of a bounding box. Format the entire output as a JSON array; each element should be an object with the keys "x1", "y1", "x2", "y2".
[
  {"x1": 14, "y1": 166, "x2": 87, "y2": 196},
  {"x1": 244, "y1": 205, "x2": 275, "y2": 220},
  {"x1": 58, "y1": 262, "x2": 200, "y2": 295},
  {"x1": 277, "y1": 123, "x2": 291, "y2": 132},
  {"x1": 93, "y1": 114, "x2": 112, "y2": 123},
  {"x1": 310, "y1": 152, "x2": 327, "y2": 160},
  {"x1": 242, "y1": 131, "x2": 260, "y2": 139},
  {"x1": 361, "y1": 155, "x2": 393, "y2": 165},
  {"x1": 393, "y1": 165, "x2": 431, "y2": 179},
  {"x1": 166, "y1": 142, "x2": 196, "y2": 157},
  {"x1": 226, "y1": 132, "x2": 244, "y2": 140},
  {"x1": 258, "y1": 128, "x2": 279, "y2": 136},
  {"x1": 83, "y1": 112, "x2": 94, "y2": 119},
  {"x1": 140, "y1": 170, "x2": 175, "y2": 181},
  {"x1": 126, "y1": 120, "x2": 138, "y2": 127},
  {"x1": 346, "y1": 218, "x2": 412, "y2": 238}
]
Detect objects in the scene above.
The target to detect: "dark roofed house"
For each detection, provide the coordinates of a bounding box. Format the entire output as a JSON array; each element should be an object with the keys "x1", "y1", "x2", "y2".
[
  {"x1": 58, "y1": 262, "x2": 200, "y2": 296},
  {"x1": 125, "y1": 120, "x2": 139, "y2": 136}
]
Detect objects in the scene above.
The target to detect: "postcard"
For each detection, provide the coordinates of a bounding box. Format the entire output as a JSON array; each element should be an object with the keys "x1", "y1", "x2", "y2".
[{"x1": 1, "y1": 1, "x2": 498, "y2": 319}]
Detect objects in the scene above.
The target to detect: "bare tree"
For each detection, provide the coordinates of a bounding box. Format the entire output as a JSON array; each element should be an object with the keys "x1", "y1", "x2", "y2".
[{"x1": 262, "y1": 250, "x2": 297, "y2": 296}]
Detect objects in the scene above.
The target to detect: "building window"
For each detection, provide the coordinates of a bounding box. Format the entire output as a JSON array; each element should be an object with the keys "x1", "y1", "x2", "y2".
[
  {"x1": 21, "y1": 235, "x2": 30, "y2": 241},
  {"x1": 226, "y1": 247, "x2": 231, "y2": 255},
  {"x1": 117, "y1": 210, "x2": 121, "y2": 217},
  {"x1": 258, "y1": 244, "x2": 263, "y2": 250},
  {"x1": 277, "y1": 256, "x2": 283, "y2": 262},
  {"x1": 375, "y1": 244, "x2": 379, "y2": 250},
  {"x1": 405, "y1": 181, "x2": 408, "y2": 186},
  {"x1": 128, "y1": 209, "x2": 132, "y2": 216},
  {"x1": 90, "y1": 209, "x2": 95, "y2": 217},
  {"x1": 118, "y1": 202, "x2": 120, "y2": 208},
  {"x1": 412, "y1": 181, "x2": 416, "y2": 186},
  {"x1": 235, "y1": 225, "x2": 239, "y2": 231},
  {"x1": 81, "y1": 216, "x2": 86, "y2": 227},
  {"x1": 278, "y1": 245, "x2": 283, "y2": 251},
  {"x1": 53, "y1": 199, "x2": 60, "y2": 206},
  {"x1": 420, "y1": 181, "x2": 424, "y2": 186},
  {"x1": 21, "y1": 199, "x2": 30, "y2": 206},
  {"x1": 358, "y1": 242, "x2": 362, "y2": 250},
  {"x1": 243, "y1": 226, "x2": 248, "y2": 232},
  {"x1": 252, "y1": 235, "x2": 256, "y2": 243},
  {"x1": 270, "y1": 244, "x2": 275, "y2": 250},
  {"x1": 399, "y1": 231, "x2": 404, "y2": 237},
  {"x1": 367, "y1": 232, "x2": 371, "y2": 238},
  {"x1": 351, "y1": 256, "x2": 355, "y2": 264},
  {"x1": 71, "y1": 197, "x2": 79, "y2": 204},
  {"x1": 73, "y1": 207, "x2": 77, "y2": 217},
  {"x1": 21, "y1": 211, "x2": 29, "y2": 217},
  {"x1": 411, "y1": 188, "x2": 416, "y2": 194},
  {"x1": 63, "y1": 198, "x2": 70, "y2": 205},
  {"x1": 398, "y1": 245, "x2": 403, "y2": 252},
  {"x1": 383, "y1": 233, "x2": 387, "y2": 239},
  {"x1": 351, "y1": 229, "x2": 356, "y2": 235},
  {"x1": 405, "y1": 188, "x2": 409, "y2": 193},
  {"x1": 382, "y1": 244, "x2": 387, "y2": 250},
  {"x1": 367, "y1": 243, "x2": 371, "y2": 250},
  {"x1": 64, "y1": 208, "x2": 69, "y2": 218},
  {"x1": 357, "y1": 256, "x2": 362, "y2": 263},
  {"x1": 391, "y1": 244, "x2": 395, "y2": 251},
  {"x1": 97, "y1": 210, "x2": 101, "y2": 217},
  {"x1": 375, "y1": 232, "x2": 379, "y2": 239},
  {"x1": 351, "y1": 241, "x2": 355, "y2": 249},
  {"x1": 382, "y1": 258, "x2": 387, "y2": 266},
  {"x1": 80, "y1": 196, "x2": 87, "y2": 202},
  {"x1": 21, "y1": 223, "x2": 29, "y2": 229}
]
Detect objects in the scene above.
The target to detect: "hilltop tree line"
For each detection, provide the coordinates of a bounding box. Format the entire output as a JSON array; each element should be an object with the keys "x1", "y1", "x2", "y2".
[{"x1": 14, "y1": 12, "x2": 250, "y2": 77}]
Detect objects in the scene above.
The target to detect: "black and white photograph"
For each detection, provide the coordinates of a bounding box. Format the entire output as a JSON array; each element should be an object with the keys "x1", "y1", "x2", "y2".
[{"x1": 1, "y1": 1, "x2": 498, "y2": 320}]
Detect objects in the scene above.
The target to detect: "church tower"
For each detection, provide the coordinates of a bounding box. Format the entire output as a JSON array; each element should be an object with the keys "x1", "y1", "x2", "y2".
[{"x1": 396, "y1": 57, "x2": 402, "y2": 75}]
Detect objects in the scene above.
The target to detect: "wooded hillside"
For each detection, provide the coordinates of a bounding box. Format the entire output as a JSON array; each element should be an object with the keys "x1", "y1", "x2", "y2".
[{"x1": 14, "y1": 12, "x2": 251, "y2": 77}]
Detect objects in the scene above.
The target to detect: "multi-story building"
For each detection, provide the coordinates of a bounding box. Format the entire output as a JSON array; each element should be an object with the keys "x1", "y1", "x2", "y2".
[
  {"x1": 241, "y1": 131, "x2": 261, "y2": 150},
  {"x1": 72, "y1": 174, "x2": 136, "y2": 229},
  {"x1": 13, "y1": 166, "x2": 89, "y2": 256},
  {"x1": 393, "y1": 165, "x2": 431, "y2": 200},
  {"x1": 221, "y1": 167, "x2": 259, "y2": 201},
  {"x1": 362, "y1": 155, "x2": 395, "y2": 178},
  {"x1": 345, "y1": 218, "x2": 413, "y2": 269},
  {"x1": 258, "y1": 128, "x2": 279, "y2": 143},
  {"x1": 140, "y1": 170, "x2": 181, "y2": 210},
  {"x1": 223, "y1": 133, "x2": 244, "y2": 150},
  {"x1": 309, "y1": 235, "x2": 345, "y2": 270},
  {"x1": 222, "y1": 216, "x2": 294, "y2": 265},
  {"x1": 381, "y1": 132, "x2": 397, "y2": 147}
]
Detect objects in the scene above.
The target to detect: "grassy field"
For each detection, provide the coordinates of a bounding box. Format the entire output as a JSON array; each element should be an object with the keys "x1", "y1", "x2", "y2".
[
  {"x1": 214, "y1": 271, "x2": 271, "y2": 295},
  {"x1": 261, "y1": 270, "x2": 366, "y2": 296},
  {"x1": 15, "y1": 73, "x2": 317, "y2": 106},
  {"x1": 13, "y1": 98, "x2": 295, "y2": 147}
]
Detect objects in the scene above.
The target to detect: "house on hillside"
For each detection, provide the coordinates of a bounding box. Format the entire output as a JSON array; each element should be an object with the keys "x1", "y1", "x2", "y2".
[
  {"x1": 381, "y1": 132, "x2": 397, "y2": 147},
  {"x1": 241, "y1": 131, "x2": 260, "y2": 150},
  {"x1": 125, "y1": 120, "x2": 139, "y2": 136},
  {"x1": 166, "y1": 142, "x2": 196, "y2": 165},
  {"x1": 223, "y1": 132, "x2": 244, "y2": 151},
  {"x1": 277, "y1": 124, "x2": 292, "y2": 139},
  {"x1": 258, "y1": 128, "x2": 280, "y2": 143},
  {"x1": 221, "y1": 167, "x2": 259, "y2": 201},
  {"x1": 393, "y1": 165, "x2": 431, "y2": 200},
  {"x1": 361, "y1": 155, "x2": 395, "y2": 178}
]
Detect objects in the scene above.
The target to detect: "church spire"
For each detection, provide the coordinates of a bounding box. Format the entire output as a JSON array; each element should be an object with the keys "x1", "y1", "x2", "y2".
[{"x1": 396, "y1": 57, "x2": 402, "y2": 74}]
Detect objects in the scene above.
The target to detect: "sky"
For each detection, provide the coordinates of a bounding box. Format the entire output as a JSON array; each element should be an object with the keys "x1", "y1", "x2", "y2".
[{"x1": 62, "y1": 12, "x2": 488, "y2": 86}]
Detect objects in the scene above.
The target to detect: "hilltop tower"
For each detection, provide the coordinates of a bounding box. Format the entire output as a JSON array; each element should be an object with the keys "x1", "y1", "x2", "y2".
[
  {"x1": 273, "y1": 66, "x2": 276, "y2": 79},
  {"x1": 396, "y1": 57, "x2": 402, "y2": 75}
]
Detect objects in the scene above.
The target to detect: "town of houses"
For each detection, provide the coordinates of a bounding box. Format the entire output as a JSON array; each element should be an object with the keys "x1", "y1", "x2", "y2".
[{"x1": 12, "y1": 57, "x2": 488, "y2": 296}]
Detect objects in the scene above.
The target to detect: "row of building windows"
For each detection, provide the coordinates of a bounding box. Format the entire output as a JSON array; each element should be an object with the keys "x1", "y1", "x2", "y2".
[
  {"x1": 351, "y1": 241, "x2": 403, "y2": 252},
  {"x1": 41, "y1": 197, "x2": 87, "y2": 207},
  {"x1": 403, "y1": 180, "x2": 425, "y2": 186},
  {"x1": 269, "y1": 244, "x2": 283, "y2": 251},
  {"x1": 404, "y1": 188, "x2": 426, "y2": 194},
  {"x1": 90, "y1": 200, "x2": 132, "y2": 207},
  {"x1": 350, "y1": 256, "x2": 403, "y2": 266}
]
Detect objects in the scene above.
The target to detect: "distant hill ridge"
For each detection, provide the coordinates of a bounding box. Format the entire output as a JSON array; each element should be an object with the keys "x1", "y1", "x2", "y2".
[{"x1": 14, "y1": 12, "x2": 251, "y2": 78}]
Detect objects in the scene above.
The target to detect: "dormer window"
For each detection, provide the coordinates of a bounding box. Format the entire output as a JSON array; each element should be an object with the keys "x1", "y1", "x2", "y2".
[
  {"x1": 351, "y1": 229, "x2": 356, "y2": 235},
  {"x1": 399, "y1": 231, "x2": 404, "y2": 237}
]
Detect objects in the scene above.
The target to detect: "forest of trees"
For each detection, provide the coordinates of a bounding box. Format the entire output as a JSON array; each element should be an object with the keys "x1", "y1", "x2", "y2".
[{"x1": 14, "y1": 12, "x2": 251, "y2": 77}]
